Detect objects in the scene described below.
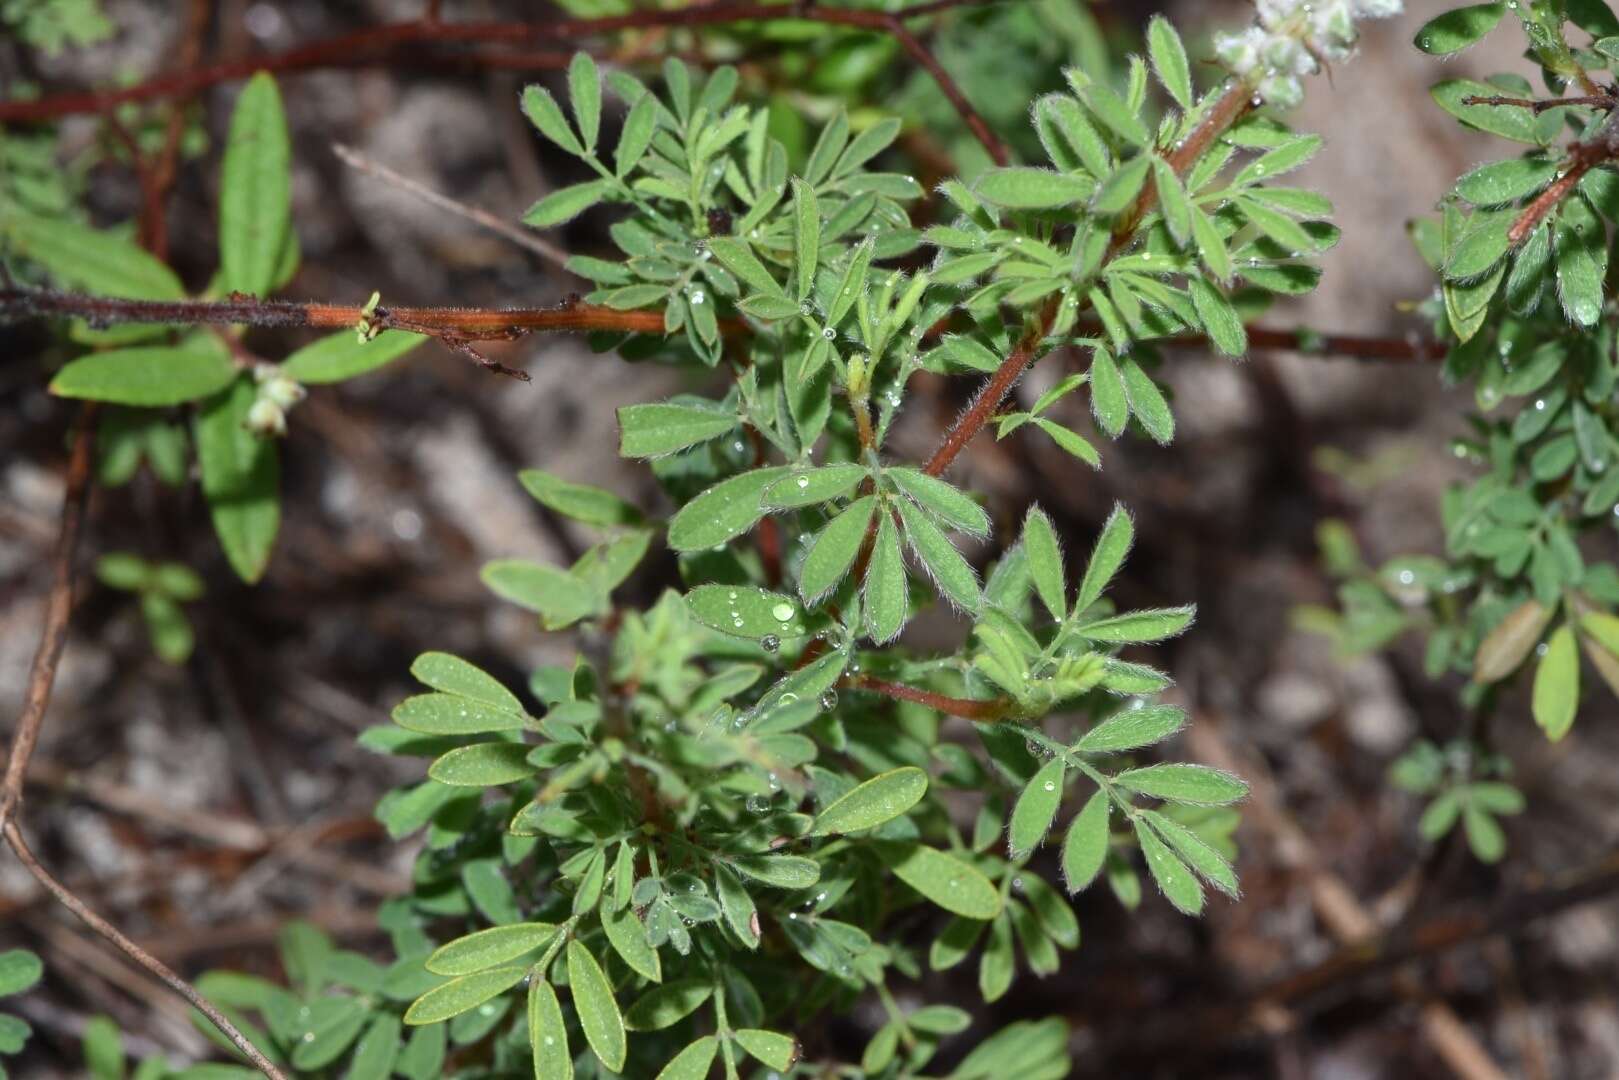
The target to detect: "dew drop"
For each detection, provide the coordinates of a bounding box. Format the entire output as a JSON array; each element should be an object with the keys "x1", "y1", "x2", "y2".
[
  {"x1": 771, "y1": 601, "x2": 795, "y2": 621},
  {"x1": 818, "y1": 690, "x2": 839, "y2": 711},
  {"x1": 761, "y1": 633, "x2": 781, "y2": 652},
  {"x1": 796, "y1": 474, "x2": 810, "y2": 489},
  {"x1": 822, "y1": 327, "x2": 837, "y2": 340}
]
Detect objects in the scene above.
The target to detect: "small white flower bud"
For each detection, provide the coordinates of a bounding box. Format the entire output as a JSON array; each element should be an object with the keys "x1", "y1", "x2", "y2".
[
  {"x1": 1258, "y1": 73, "x2": 1306, "y2": 110},
  {"x1": 261, "y1": 376, "x2": 307, "y2": 411},
  {"x1": 246, "y1": 398, "x2": 287, "y2": 437}
]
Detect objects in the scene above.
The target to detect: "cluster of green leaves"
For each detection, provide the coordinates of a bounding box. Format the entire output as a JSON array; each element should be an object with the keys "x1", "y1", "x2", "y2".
[
  {"x1": 0, "y1": 950, "x2": 42, "y2": 1077},
  {"x1": 9, "y1": 6, "x2": 1367, "y2": 1075},
  {"x1": 3, "y1": 71, "x2": 425, "y2": 597},
  {"x1": 1303, "y1": 0, "x2": 1619, "y2": 866},
  {"x1": 1388, "y1": 739, "x2": 1525, "y2": 863},
  {"x1": 95, "y1": 553, "x2": 204, "y2": 663},
  {"x1": 1, "y1": 0, "x2": 111, "y2": 54}
]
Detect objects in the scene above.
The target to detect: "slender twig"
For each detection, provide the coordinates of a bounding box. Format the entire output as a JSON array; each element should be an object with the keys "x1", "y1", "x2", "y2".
[
  {"x1": 0, "y1": 2, "x2": 1009, "y2": 165},
  {"x1": 3, "y1": 822, "x2": 290, "y2": 1080},
  {"x1": 0, "y1": 406, "x2": 96, "y2": 838},
  {"x1": 850, "y1": 676, "x2": 1012, "y2": 720},
  {"x1": 923, "y1": 80, "x2": 1254, "y2": 478},
  {"x1": 1460, "y1": 93, "x2": 1616, "y2": 113},
  {"x1": 331, "y1": 143, "x2": 574, "y2": 270}
]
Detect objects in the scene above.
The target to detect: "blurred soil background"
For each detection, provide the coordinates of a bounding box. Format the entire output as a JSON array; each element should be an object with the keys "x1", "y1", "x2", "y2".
[{"x1": 4, "y1": 0, "x2": 1619, "y2": 1076}]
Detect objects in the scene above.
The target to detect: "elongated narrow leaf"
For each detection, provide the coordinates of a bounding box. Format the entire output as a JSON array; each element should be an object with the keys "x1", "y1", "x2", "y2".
[
  {"x1": 1151, "y1": 158, "x2": 1192, "y2": 245},
  {"x1": 521, "y1": 84, "x2": 582, "y2": 155},
  {"x1": 1189, "y1": 277, "x2": 1246, "y2": 357},
  {"x1": 708, "y1": 236, "x2": 783, "y2": 298},
  {"x1": 618, "y1": 401, "x2": 736, "y2": 458},
  {"x1": 762, "y1": 464, "x2": 866, "y2": 509},
  {"x1": 392, "y1": 693, "x2": 525, "y2": 736},
  {"x1": 810, "y1": 766, "x2": 928, "y2": 835},
  {"x1": 656, "y1": 1036, "x2": 719, "y2": 1080},
  {"x1": 1146, "y1": 15, "x2": 1192, "y2": 108},
  {"x1": 1060, "y1": 790, "x2": 1109, "y2": 892},
  {"x1": 404, "y1": 966, "x2": 526, "y2": 1025},
  {"x1": 195, "y1": 377, "x2": 280, "y2": 583},
  {"x1": 523, "y1": 179, "x2": 611, "y2": 228},
  {"x1": 602, "y1": 904, "x2": 662, "y2": 983},
  {"x1": 1089, "y1": 348, "x2": 1128, "y2": 437},
  {"x1": 800, "y1": 496, "x2": 876, "y2": 602},
  {"x1": 878, "y1": 842, "x2": 1002, "y2": 919},
  {"x1": 52, "y1": 336, "x2": 235, "y2": 406},
  {"x1": 729, "y1": 853, "x2": 821, "y2": 888},
  {"x1": 885, "y1": 468, "x2": 991, "y2": 536},
  {"x1": 1008, "y1": 757, "x2": 1065, "y2": 859},
  {"x1": 734, "y1": 1029, "x2": 798, "y2": 1072},
  {"x1": 687, "y1": 584, "x2": 808, "y2": 640},
  {"x1": 794, "y1": 177, "x2": 819, "y2": 303},
  {"x1": 975, "y1": 167, "x2": 1094, "y2": 209},
  {"x1": 624, "y1": 980, "x2": 712, "y2": 1031},
  {"x1": 1134, "y1": 819, "x2": 1204, "y2": 915},
  {"x1": 1533, "y1": 622, "x2": 1579, "y2": 741},
  {"x1": 1120, "y1": 357, "x2": 1174, "y2": 444},
  {"x1": 2, "y1": 213, "x2": 184, "y2": 300},
  {"x1": 1143, "y1": 810, "x2": 1238, "y2": 897},
  {"x1": 1072, "y1": 605, "x2": 1193, "y2": 643},
  {"x1": 426, "y1": 924, "x2": 559, "y2": 976},
  {"x1": 668, "y1": 468, "x2": 787, "y2": 552},
  {"x1": 896, "y1": 499, "x2": 981, "y2": 613},
  {"x1": 864, "y1": 509, "x2": 908, "y2": 642},
  {"x1": 568, "y1": 53, "x2": 601, "y2": 154},
  {"x1": 428, "y1": 744, "x2": 538, "y2": 787},
  {"x1": 1114, "y1": 763, "x2": 1247, "y2": 805},
  {"x1": 1413, "y1": 2, "x2": 1506, "y2": 54},
  {"x1": 282, "y1": 329, "x2": 425, "y2": 384},
  {"x1": 567, "y1": 941, "x2": 626, "y2": 1072},
  {"x1": 220, "y1": 72, "x2": 291, "y2": 297},
  {"x1": 1474, "y1": 599, "x2": 1552, "y2": 682},
  {"x1": 1022, "y1": 507, "x2": 1066, "y2": 620},
  {"x1": 529, "y1": 979, "x2": 572, "y2": 1080},
  {"x1": 1075, "y1": 704, "x2": 1185, "y2": 753}
]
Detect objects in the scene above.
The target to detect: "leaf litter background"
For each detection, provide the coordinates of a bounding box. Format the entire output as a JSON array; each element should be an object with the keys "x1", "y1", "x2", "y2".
[{"x1": 3, "y1": 0, "x2": 1619, "y2": 1075}]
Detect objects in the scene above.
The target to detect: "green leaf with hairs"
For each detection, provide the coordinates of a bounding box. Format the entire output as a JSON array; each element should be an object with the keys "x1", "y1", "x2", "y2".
[
  {"x1": 219, "y1": 72, "x2": 292, "y2": 297},
  {"x1": 810, "y1": 767, "x2": 928, "y2": 835}
]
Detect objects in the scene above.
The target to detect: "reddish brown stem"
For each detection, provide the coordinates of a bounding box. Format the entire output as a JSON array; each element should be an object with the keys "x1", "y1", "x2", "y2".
[
  {"x1": 0, "y1": 406, "x2": 95, "y2": 837},
  {"x1": 922, "y1": 81, "x2": 1256, "y2": 478},
  {"x1": 0, "y1": 2, "x2": 1008, "y2": 166},
  {"x1": 849, "y1": 676, "x2": 1011, "y2": 720},
  {"x1": 1461, "y1": 93, "x2": 1615, "y2": 113}
]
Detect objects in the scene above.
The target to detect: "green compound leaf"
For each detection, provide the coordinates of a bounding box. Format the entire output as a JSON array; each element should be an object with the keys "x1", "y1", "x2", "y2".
[
  {"x1": 51, "y1": 335, "x2": 235, "y2": 406},
  {"x1": 800, "y1": 495, "x2": 877, "y2": 603},
  {"x1": 1008, "y1": 757, "x2": 1065, "y2": 859},
  {"x1": 810, "y1": 766, "x2": 928, "y2": 835},
  {"x1": 1532, "y1": 622, "x2": 1579, "y2": 741},
  {"x1": 618, "y1": 401, "x2": 737, "y2": 458},
  {"x1": 878, "y1": 842, "x2": 1002, "y2": 919},
  {"x1": 195, "y1": 376, "x2": 280, "y2": 584},
  {"x1": 1134, "y1": 818, "x2": 1204, "y2": 915},
  {"x1": 687, "y1": 584, "x2": 808, "y2": 640},
  {"x1": 529, "y1": 979, "x2": 572, "y2": 1080},
  {"x1": 219, "y1": 71, "x2": 292, "y2": 298},
  {"x1": 1060, "y1": 790, "x2": 1110, "y2": 893},
  {"x1": 863, "y1": 509, "x2": 908, "y2": 643},
  {"x1": 1114, "y1": 763, "x2": 1248, "y2": 806},
  {"x1": 426, "y1": 923, "x2": 559, "y2": 976},
  {"x1": 428, "y1": 743, "x2": 538, "y2": 787},
  {"x1": 404, "y1": 966, "x2": 526, "y2": 1025},
  {"x1": 668, "y1": 468, "x2": 787, "y2": 552},
  {"x1": 281, "y1": 329, "x2": 426, "y2": 384},
  {"x1": 1075, "y1": 704, "x2": 1186, "y2": 753},
  {"x1": 1413, "y1": 2, "x2": 1506, "y2": 55},
  {"x1": 1142, "y1": 810, "x2": 1238, "y2": 897},
  {"x1": 567, "y1": 941, "x2": 626, "y2": 1072}
]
